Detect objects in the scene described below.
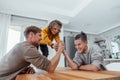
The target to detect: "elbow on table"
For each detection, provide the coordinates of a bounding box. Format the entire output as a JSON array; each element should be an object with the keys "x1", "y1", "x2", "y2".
[
  {"x1": 92, "y1": 69, "x2": 99, "y2": 71},
  {"x1": 71, "y1": 65, "x2": 78, "y2": 70},
  {"x1": 91, "y1": 67, "x2": 99, "y2": 71},
  {"x1": 48, "y1": 69, "x2": 54, "y2": 73},
  {"x1": 48, "y1": 66, "x2": 55, "y2": 73}
]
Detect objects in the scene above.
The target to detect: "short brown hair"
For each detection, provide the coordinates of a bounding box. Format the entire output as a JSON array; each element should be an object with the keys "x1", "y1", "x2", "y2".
[{"x1": 24, "y1": 25, "x2": 41, "y2": 39}]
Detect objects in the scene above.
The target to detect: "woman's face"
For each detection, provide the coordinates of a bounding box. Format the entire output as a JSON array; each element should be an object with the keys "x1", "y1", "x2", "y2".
[
  {"x1": 50, "y1": 24, "x2": 61, "y2": 35},
  {"x1": 74, "y1": 39, "x2": 88, "y2": 53}
]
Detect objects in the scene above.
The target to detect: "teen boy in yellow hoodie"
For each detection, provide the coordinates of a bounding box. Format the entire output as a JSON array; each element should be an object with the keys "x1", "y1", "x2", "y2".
[{"x1": 39, "y1": 20, "x2": 62, "y2": 57}]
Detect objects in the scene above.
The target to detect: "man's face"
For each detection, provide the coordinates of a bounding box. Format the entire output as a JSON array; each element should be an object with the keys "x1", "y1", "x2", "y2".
[
  {"x1": 50, "y1": 24, "x2": 61, "y2": 35},
  {"x1": 74, "y1": 39, "x2": 87, "y2": 53},
  {"x1": 31, "y1": 32, "x2": 42, "y2": 46}
]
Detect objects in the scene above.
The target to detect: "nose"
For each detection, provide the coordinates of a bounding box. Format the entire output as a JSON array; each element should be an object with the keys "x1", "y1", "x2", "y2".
[
  {"x1": 39, "y1": 36, "x2": 42, "y2": 41},
  {"x1": 54, "y1": 29, "x2": 58, "y2": 33},
  {"x1": 55, "y1": 28, "x2": 60, "y2": 32}
]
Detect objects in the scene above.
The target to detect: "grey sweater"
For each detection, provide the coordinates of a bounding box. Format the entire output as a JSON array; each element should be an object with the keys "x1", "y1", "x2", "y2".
[
  {"x1": 73, "y1": 46, "x2": 106, "y2": 70},
  {"x1": 0, "y1": 41, "x2": 51, "y2": 80}
]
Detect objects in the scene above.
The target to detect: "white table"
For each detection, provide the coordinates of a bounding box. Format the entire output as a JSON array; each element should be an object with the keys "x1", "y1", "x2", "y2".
[{"x1": 106, "y1": 63, "x2": 120, "y2": 71}]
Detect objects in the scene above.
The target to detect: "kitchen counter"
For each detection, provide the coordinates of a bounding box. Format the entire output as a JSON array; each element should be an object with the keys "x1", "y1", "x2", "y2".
[
  {"x1": 104, "y1": 59, "x2": 120, "y2": 61},
  {"x1": 104, "y1": 59, "x2": 120, "y2": 65},
  {"x1": 16, "y1": 67, "x2": 120, "y2": 80}
]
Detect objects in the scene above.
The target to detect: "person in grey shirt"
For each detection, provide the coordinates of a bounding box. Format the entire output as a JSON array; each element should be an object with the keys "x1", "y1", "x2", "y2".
[
  {"x1": 0, "y1": 26, "x2": 64, "y2": 80},
  {"x1": 63, "y1": 32, "x2": 106, "y2": 71}
]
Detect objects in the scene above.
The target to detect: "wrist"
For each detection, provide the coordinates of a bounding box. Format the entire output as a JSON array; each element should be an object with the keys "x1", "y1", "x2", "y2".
[
  {"x1": 63, "y1": 51, "x2": 67, "y2": 56},
  {"x1": 51, "y1": 44, "x2": 54, "y2": 48},
  {"x1": 56, "y1": 52, "x2": 61, "y2": 56}
]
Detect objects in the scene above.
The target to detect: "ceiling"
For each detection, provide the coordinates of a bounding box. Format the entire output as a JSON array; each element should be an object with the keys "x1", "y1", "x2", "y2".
[{"x1": 0, "y1": 0, "x2": 120, "y2": 34}]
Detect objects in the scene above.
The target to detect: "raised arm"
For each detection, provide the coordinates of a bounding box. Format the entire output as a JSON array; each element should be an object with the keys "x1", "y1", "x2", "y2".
[{"x1": 48, "y1": 41, "x2": 64, "y2": 73}]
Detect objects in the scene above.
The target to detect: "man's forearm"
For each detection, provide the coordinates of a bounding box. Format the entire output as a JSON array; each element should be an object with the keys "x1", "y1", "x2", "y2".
[{"x1": 49, "y1": 53, "x2": 61, "y2": 73}]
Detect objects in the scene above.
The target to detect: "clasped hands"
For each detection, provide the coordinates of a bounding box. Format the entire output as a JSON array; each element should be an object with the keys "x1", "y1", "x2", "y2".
[{"x1": 53, "y1": 41, "x2": 66, "y2": 54}]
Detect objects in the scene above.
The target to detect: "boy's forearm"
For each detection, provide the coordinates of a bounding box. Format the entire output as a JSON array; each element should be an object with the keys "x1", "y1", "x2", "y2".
[
  {"x1": 63, "y1": 51, "x2": 78, "y2": 69},
  {"x1": 79, "y1": 64, "x2": 99, "y2": 71}
]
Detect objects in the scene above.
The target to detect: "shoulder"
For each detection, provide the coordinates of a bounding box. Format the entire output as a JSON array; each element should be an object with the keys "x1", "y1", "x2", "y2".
[
  {"x1": 89, "y1": 46, "x2": 102, "y2": 57},
  {"x1": 20, "y1": 41, "x2": 36, "y2": 52},
  {"x1": 89, "y1": 45, "x2": 100, "y2": 52},
  {"x1": 42, "y1": 27, "x2": 49, "y2": 31},
  {"x1": 42, "y1": 27, "x2": 50, "y2": 34},
  {"x1": 21, "y1": 41, "x2": 34, "y2": 47},
  {"x1": 75, "y1": 51, "x2": 81, "y2": 56},
  {"x1": 22, "y1": 45, "x2": 40, "y2": 58}
]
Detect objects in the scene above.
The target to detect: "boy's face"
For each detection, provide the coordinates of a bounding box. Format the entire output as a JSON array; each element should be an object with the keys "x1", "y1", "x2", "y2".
[
  {"x1": 74, "y1": 39, "x2": 88, "y2": 53},
  {"x1": 51, "y1": 24, "x2": 61, "y2": 35}
]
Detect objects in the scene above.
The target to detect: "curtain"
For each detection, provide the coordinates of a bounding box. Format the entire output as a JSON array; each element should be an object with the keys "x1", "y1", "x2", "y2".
[{"x1": 0, "y1": 12, "x2": 11, "y2": 59}]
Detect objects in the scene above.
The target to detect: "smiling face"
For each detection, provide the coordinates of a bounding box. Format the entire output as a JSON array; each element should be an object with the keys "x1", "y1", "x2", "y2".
[
  {"x1": 50, "y1": 23, "x2": 61, "y2": 35},
  {"x1": 74, "y1": 39, "x2": 88, "y2": 53}
]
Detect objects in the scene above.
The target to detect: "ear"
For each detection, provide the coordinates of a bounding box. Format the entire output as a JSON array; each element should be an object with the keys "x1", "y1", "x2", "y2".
[
  {"x1": 86, "y1": 41, "x2": 88, "y2": 44},
  {"x1": 84, "y1": 40, "x2": 88, "y2": 44},
  {"x1": 29, "y1": 32, "x2": 34, "y2": 38}
]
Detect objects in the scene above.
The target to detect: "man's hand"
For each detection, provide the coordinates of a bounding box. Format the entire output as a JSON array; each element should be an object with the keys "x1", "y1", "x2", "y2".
[
  {"x1": 26, "y1": 66, "x2": 35, "y2": 74},
  {"x1": 57, "y1": 41, "x2": 64, "y2": 53},
  {"x1": 54, "y1": 41, "x2": 64, "y2": 52},
  {"x1": 53, "y1": 43, "x2": 59, "y2": 51},
  {"x1": 19, "y1": 66, "x2": 35, "y2": 74}
]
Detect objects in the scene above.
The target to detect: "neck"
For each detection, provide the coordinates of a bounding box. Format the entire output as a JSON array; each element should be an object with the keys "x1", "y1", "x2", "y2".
[
  {"x1": 84, "y1": 46, "x2": 88, "y2": 53},
  {"x1": 27, "y1": 39, "x2": 34, "y2": 46}
]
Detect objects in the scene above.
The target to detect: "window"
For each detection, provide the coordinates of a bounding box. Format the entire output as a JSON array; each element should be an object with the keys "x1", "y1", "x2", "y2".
[
  {"x1": 111, "y1": 35, "x2": 120, "y2": 53},
  {"x1": 7, "y1": 26, "x2": 21, "y2": 52},
  {"x1": 111, "y1": 42, "x2": 119, "y2": 53},
  {"x1": 6, "y1": 15, "x2": 48, "y2": 53},
  {"x1": 0, "y1": 15, "x2": 48, "y2": 59},
  {"x1": 111, "y1": 35, "x2": 120, "y2": 59}
]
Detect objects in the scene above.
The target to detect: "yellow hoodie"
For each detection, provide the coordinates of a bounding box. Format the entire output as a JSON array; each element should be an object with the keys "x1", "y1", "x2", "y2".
[{"x1": 40, "y1": 27, "x2": 60, "y2": 46}]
